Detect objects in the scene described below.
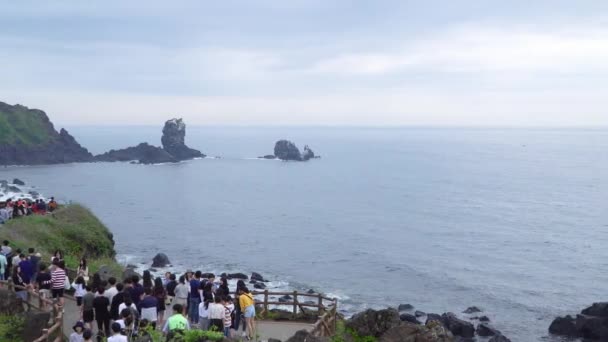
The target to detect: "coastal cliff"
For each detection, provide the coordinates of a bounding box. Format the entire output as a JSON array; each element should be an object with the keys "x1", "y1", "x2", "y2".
[{"x1": 0, "y1": 101, "x2": 93, "y2": 165}]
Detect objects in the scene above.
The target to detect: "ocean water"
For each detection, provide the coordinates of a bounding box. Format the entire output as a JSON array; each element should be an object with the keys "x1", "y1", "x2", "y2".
[{"x1": 1, "y1": 127, "x2": 606, "y2": 341}]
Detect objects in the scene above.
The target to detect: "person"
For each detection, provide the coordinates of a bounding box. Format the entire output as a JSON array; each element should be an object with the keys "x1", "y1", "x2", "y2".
[
  {"x1": 173, "y1": 275, "x2": 189, "y2": 313},
  {"x1": 198, "y1": 295, "x2": 210, "y2": 330},
  {"x1": 138, "y1": 287, "x2": 158, "y2": 329},
  {"x1": 115, "y1": 308, "x2": 132, "y2": 333},
  {"x1": 208, "y1": 295, "x2": 225, "y2": 332},
  {"x1": 153, "y1": 277, "x2": 167, "y2": 327},
  {"x1": 82, "y1": 286, "x2": 95, "y2": 330},
  {"x1": 104, "y1": 277, "x2": 118, "y2": 305},
  {"x1": 239, "y1": 286, "x2": 256, "y2": 340},
  {"x1": 50, "y1": 259, "x2": 66, "y2": 306},
  {"x1": 223, "y1": 296, "x2": 235, "y2": 337},
  {"x1": 36, "y1": 199, "x2": 47, "y2": 213},
  {"x1": 142, "y1": 270, "x2": 153, "y2": 288},
  {"x1": 0, "y1": 252, "x2": 6, "y2": 281},
  {"x1": 217, "y1": 277, "x2": 230, "y2": 298},
  {"x1": 11, "y1": 249, "x2": 21, "y2": 275},
  {"x1": 18, "y1": 253, "x2": 33, "y2": 285},
  {"x1": 166, "y1": 273, "x2": 177, "y2": 306},
  {"x1": 12, "y1": 266, "x2": 27, "y2": 301},
  {"x1": 110, "y1": 283, "x2": 126, "y2": 321},
  {"x1": 52, "y1": 250, "x2": 64, "y2": 263},
  {"x1": 73, "y1": 276, "x2": 86, "y2": 307},
  {"x1": 107, "y1": 322, "x2": 128, "y2": 342},
  {"x1": 28, "y1": 248, "x2": 40, "y2": 281},
  {"x1": 93, "y1": 286, "x2": 111, "y2": 337},
  {"x1": 1, "y1": 240, "x2": 12, "y2": 256},
  {"x1": 135, "y1": 319, "x2": 154, "y2": 342},
  {"x1": 82, "y1": 329, "x2": 93, "y2": 342},
  {"x1": 130, "y1": 275, "x2": 144, "y2": 306},
  {"x1": 35, "y1": 263, "x2": 52, "y2": 309},
  {"x1": 77, "y1": 257, "x2": 89, "y2": 283},
  {"x1": 162, "y1": 272, "x2": 171, "y2": 287},
  {"x1": 119, "y1": 294, "x2": 139, "y2": 335},
  {"x1": 162, "y1": 304, "x2": 190, "y2": 338},
  {"x1": 70, "y1": 321, "x2": 86, "y2": 342},
  {"x1": 48, "y1": 197, "x2": 58, "y2": 212},
  {"x1": 91, "y1": 273, "x2": 102, "y2": 292},
  {"x1": 233, "y1": 280, "x2": 246, "y2": 334},
  {"x1": 189, "y1": 271, "x2": 203, "y2": 324}
]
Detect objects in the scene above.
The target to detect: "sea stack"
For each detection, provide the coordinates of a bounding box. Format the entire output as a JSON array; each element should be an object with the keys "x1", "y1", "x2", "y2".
[
  {"x1": 161, "y1": 118, "x2": 204, "y2": 160},
  {"x1": 272, "y1": 140, "x2": 318, "y2": 161}
]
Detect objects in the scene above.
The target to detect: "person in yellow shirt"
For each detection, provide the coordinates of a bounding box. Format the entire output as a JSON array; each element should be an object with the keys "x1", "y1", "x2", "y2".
[{"x1": 238, "y1": 287, "x2": 256, "y2": 340}]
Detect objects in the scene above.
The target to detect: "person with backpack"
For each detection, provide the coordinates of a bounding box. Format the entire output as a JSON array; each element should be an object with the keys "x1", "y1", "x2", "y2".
[{"x1": 163, "y1": 304, "x2": 190, "y2": 339}]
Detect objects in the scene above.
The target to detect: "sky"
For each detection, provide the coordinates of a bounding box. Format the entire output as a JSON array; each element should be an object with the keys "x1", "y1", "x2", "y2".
[{"x1": 1, "y1": 0, "x2": 608, "y2": 127}]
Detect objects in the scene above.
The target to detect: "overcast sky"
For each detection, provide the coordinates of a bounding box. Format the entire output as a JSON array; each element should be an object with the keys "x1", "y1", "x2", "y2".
[{"x1": 1, "y1": 1, "x2": 607, "y2": 126}]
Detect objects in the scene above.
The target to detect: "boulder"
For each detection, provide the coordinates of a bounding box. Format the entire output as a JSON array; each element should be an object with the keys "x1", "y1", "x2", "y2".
[
  {"x1": 251, "y1": 272, "x2": 266, "y2": 282},
  {"x1": 0, "y1": 289, "x2": 25, "y2": 314},
  {"x1": 462, "y1": 306, "x2": 482, "y2": 314},
  {"x1": 379, "y1": 322, "x2": 454, "y2": 342},
  {"x1": 441, "y1": 313, "x2": 475, "y2": 338},
  {"x1": 426, "y1": 314, "x2": 443, "y2": 325},
  {"x1": 415, "y1": 311, "x2": 426, "y2": 317},
  {"x1": 201, "y1": 273, "x2": 215, "y2": 279},
  {"x1": 548, "y1": 315, "x2": 578, "y2": 336},
  {"x1": 97, "y1": 265, "x2": 115, "y2": 282},
  {"x1": 575, "y1": 314, "x2": 608, "y2": 340},
  {"x1": 488, "y1": 335, "x2": 511, "y2": 342},
  {"x1": 479, "y1": 316, "x2": 490, "y2": 322},
  {"x1": 151, "y1": 253, "x2": 171, "y2": 267},
  {"x1": 398, "y1": 304, "x2": 415, "y2": 311},
  {"x1": 22, "y1": 311, "x2": 51, "y2": 342},
  {"x1": 346, "y1": 308, "x2": 402, "y2": 337},
  {"x1": 274, "y1": 140, "x2": 302, "y2": 161},
  {"x1": 259, "y1": 155, "x2": 277, "y2": 159},
  {"x1": 161, "y1": 118, "x2": 204, "y2": 160},
  {"x1": 399, "y1": 313, "x2": 421, "y2": 325},
  {"x1": 228, "y1": 273, "x2": 248, "y2": 280},
  {"x1": 254, "y1": 283, "x2": 267, "y2": 290},
  {"x1": 582, "y1": 302, "x2": 608, "y2": 317},
  {"x1": 286, "y1": 330, "x2": 329, "y2": 342},
  {"x1": 307, "y1": 289, "x2": 316, "y2": 294},
  {"x1": 279, "y1": 295, "x2": 293, "y2": 303},
  {"x1": 476, "y1": 323, "x2": 500, "y2": 337},
  {"x1": 12, "y1": 178, "x2": 25, "y2": 185},
  {"x1": 7, "y1": 185, "x2": 21, "y2": 193},
  {"x1": 302, "y1": 145, "x2": 316, "y2": 161}
]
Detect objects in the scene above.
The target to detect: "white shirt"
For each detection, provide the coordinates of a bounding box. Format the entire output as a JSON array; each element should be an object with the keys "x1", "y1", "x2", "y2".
[
  {"x1": 107, "y1": 335, "x2": 128, "y2": 342},
  {"x1": 105, "y1": 286, "x2": 118, "y2": 304},
  {"x1": 1, "y1": 245, "x2": 11, "y2": 255},
  {"x1": 118, "y1": 303, "x2": 137, "y2": 315},
  {"x1": 208, "y1": 303, "x2": 225, "y2": 320},
  {"x1": 199, "y1": 301, "x2": 210, "y2": 319}
]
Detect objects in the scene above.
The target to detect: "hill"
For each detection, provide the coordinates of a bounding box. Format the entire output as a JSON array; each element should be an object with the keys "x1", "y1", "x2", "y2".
[{"x1": 0, "y1": 101, "x2": 93, "y2": 165}]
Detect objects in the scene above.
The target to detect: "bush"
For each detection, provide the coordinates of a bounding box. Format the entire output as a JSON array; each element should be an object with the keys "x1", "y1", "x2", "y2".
[
  {"x1": 182, "y1": 329, "x2": 225, "y2": 342},
  {"x1": 0, "y1": 314, "x2": 24, "y2": 342}
]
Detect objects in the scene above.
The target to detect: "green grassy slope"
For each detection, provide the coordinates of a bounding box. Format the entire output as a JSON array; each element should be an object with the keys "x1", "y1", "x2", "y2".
[{"x1": 0, "y1": 102, "x2": 56, "y2": 146}]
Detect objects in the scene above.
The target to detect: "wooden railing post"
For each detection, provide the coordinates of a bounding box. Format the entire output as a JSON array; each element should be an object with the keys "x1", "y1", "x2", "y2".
[
  {"x1": 318, "y1": 294, "x2": 323, "y2": 314},
  {"x1": 263, "y1": 290, "x2": 269, "y2": 316},
  {"x1": 292, "y1": 291, "x2": 298, "y2": 318}
]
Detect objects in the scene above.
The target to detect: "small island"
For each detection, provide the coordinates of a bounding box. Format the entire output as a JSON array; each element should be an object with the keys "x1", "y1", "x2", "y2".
[{"x1": 259, "y1": 140, "x2": 320, "y2": 161}]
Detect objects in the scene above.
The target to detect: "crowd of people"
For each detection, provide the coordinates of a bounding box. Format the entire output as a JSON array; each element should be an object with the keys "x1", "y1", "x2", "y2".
[
  {"x1": 0, "y1": 196, "x2": 58, "y2": 223},
  {"x1": 0, "y1": 241, "x2": 257, "y2": 342}
]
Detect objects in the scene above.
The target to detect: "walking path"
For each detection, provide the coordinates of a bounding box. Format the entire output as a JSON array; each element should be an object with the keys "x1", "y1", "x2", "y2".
[{"x1": 61, "y1": 295, "x2": 311, "y2": 341}]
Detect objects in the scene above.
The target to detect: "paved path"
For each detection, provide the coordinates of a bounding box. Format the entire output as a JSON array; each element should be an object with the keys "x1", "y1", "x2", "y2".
[{"x1": 61, "y1": 296, "x2": 311, "y2": 341}]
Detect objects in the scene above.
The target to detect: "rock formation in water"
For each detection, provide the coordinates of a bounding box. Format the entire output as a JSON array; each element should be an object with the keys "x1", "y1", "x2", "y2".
[
  {"x1": 264, "y1": 140, "x2": 319, "y2": 161},
  {"x1": 94, "y1": 118, "x2": 205, "y2": 164},
  {"x1": 549, "y1": 302, "x2": 608, "y2": 340},
  {"x1": 161, "y1": 118, "x2": 204, "y2": 160},
  {"x1": 0, "y1": 101, "x2": 93, "y2": 165}
]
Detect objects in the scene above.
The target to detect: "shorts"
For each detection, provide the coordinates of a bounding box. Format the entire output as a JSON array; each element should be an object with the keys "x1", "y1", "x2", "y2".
[
  {"x1": 51, "y1": 288, "x2": 64, "y2": 298},
  {"x1": 83, "y1": 309, "x2": 94, "y2": 323},
  {"x1": 244, "y1": 305, "x2": 255, "y2": 318}
]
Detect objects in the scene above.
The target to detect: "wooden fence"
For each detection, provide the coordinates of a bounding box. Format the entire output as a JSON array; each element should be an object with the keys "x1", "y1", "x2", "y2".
[
  {"x1": 0, "y1": 280, "x2": 64, "y2": 342},
  {"x1": 250, "y1": 290, "x2": 339, "y2": 336}
]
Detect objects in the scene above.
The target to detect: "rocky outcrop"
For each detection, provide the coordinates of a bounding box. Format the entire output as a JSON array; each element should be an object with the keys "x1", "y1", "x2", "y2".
[
  {"x1": 152, "y1": 253, "x2": 171, "y2": 267},
  {"x1": 161, "y1": 118, "x2": 204, "y2": 160},
  {"x1": 549, "y1": 303, "x2": 608, "y2": 340},
  {"x1": 94, "y1": 143, "x2": 177, "y2": 164},
  {"x1": 441, "y1": 313, "x2": 475, "y2": 338},
  {"x1": 271, "y1": 140, "x2": 319, "y2": 161},
  {"x1": 0, "y1": 289, "x2": 24, "y2": 315},
  {"x1": 380, "y1": 322, "x2": 453, "y2": 342},
  {"x1": 346, "y1": 308, "x2": 402, "y2": 337},
  {"x1": 286, "y1": 330, "x2": 329, "y2": 342},
  {"x1": 12, "y1": 178, "x2": 25, "y2": 185},
  {"x1": 0, "y1": 101, "x2": 94, "y2": 165},
  {"x1": 251, "y1": 272, "x2": 266, "y2": 282}
]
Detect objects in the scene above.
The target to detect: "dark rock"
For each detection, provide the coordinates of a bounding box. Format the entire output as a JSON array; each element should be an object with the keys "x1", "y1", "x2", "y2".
[
  {"x1": 279, "y1": 295, "x2": 293, "y2": 303},
  {"x1": 22, "y1": 311, "x2": 51, "y2": 342},
  {"x1": 249, "y1": 280, "x2": 257, "y2": 284},
  {"x1": 379, "y1": 322, "x2": 454, "y2": 342},
  {"x1": 122, "y1": 267, "x2": 142, "y2": 282},
  {"x1": 575, "y1": 314, "x2": 608, "y2": 340},
  {"x1": 398, "y1": 304, "x2": 415, "y2": 311},
  {"x1": 476, "y1": 323, "x2": 500, "y2": 337},
  {"x1": 549, "y1": 315, "x2": 578, "y2": 336},
  {"x1": 151, "y1": 253, "x2": 171, "y2": 267},
  {"x1": 259, "y1": 155, "x2": 277, "y2": 159},
  {"x1": 97, "y1": 265, "x2": 114, "y2": 282},
  {"x1": 479, "y1": 316, "x2": 490, "y2": 322},
  {"x1": 0, "y1": 289, "x2": 25, "y2": 314},
  {"x1": 161, "y1": 118, "x2": 204, "y2": 160},
  {"x1": 286, "y1": 330, "x2": 329, "y2": 342},
  {"x1": 268, "y1": 339, "x2": 282, "y2": 342},
  {"x1": 442, "y1": 313, "x2": 475, "y2": 338},
  {"x1": 254, "y1": 283, "x2": 267, "y2": 290},
  {"x1": 28, "y1": 191, "x2": 40, "y2": 198},
  {"x1": 228, "y1": 273, "x2": 248, "y2": 280},
  {"x1": 582, "y1": 302, "x2": 608, "y2": 317},
  {"x1": 399, "y1": 313, "x2": 421, "y2": 324},
  {"x1": 251, "y1": 272, "x2": 266, "y2": 282},
  {"x1": 274, "y1": 140, "x2": 302, "y2": 161},
  {"x1": 12, "y1": 178, "x2": 25, "y2": 185},
  {"x1": 201, "y1": 273, "x2": 215, "y2": 279},
  {"x1": 462, "y1": 306, "x2": 482, "y2": 314},
  {"x1": 488, "y1": 335, "x2": 511, "y2": 342},
  {"x1": 7, "y1": 185, "x2": 21, "y2": 193},
  {"x1": 346, "y1": 308, "x2": 401, "y2": 337},
  {"x1": 415, "y1": 310, "x2": 426, "y2": 317},
  {"x1": 95, "y1": 143, "x2": 177, "y2": 164},
  {"x1": 307, "y1": 289, "x2": 315, "y2": 294},
  {"x1": 148, "y1": 268, "x2": 158, "y2": 272},
  {"x1": 426, "y1": 313, "x2": 443, "y2": 325}
]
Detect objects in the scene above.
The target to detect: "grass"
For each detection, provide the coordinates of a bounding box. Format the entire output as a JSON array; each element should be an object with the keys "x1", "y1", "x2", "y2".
[
  {"x1": 0, "y1": 204, "x2": 122, "y2": 277},
  {"x1": 0, "y1": 102, "x2": 55, "y2": 146},
  {"x1": 0, "y1": 314, "x2": 24, "y2": 342}
]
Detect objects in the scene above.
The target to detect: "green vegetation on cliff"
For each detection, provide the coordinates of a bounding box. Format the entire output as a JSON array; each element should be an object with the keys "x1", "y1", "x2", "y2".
[
  {"x1": 0, "y1": 102, "x2": 55, "y2": 146},
  {"x1": 0, "y1": 204, "x2": 122, "y2": 276}
]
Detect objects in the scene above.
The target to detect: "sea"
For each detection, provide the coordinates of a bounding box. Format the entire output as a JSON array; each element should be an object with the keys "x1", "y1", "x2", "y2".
[{"x1": 1, "y1": 126, "x2": 606, "y2": 341}]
